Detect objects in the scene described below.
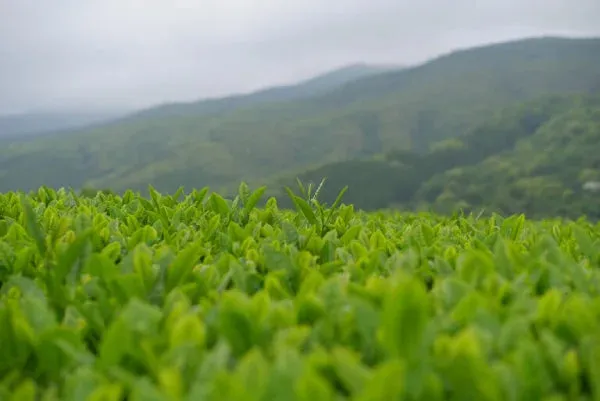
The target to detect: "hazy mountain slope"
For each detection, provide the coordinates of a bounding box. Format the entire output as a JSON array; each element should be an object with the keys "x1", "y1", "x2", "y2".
[
  {"x1": 120, "y1": 63, "x2": 398, "y2": 121},
  {"x1": 271, "y1": 94, "x2": 600, "y2": 219},
  {"x1": 0, "y1": 111, "x2": 120, "y2": 139},
  {"x1": 414, "y1": 96, "x2": 600, "y2": 218},
  {"x1": 1, "y1": 36, "x2": 599, "y2": 194}
]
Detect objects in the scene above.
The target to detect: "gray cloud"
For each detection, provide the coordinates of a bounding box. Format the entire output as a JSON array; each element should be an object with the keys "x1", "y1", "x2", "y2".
[{"x1": 1, "y1": 0, "x2": 599, "y2": 114}]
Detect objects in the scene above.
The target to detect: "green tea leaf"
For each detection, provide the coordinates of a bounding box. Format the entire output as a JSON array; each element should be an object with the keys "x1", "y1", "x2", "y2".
[
  {"x1": 379, "y1": 274, "x2": 430, "y2": 361},
  {"x1": 20, "y1": 195, "x2": 46, "y2": 256}
]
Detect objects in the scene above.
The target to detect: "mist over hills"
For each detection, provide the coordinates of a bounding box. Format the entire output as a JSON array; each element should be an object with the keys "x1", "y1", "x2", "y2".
[
  {"x1": 0, "y1": 111, "x2": 122, "y2": 139},
  {"x1": 1, "y1": 64, "x2": 394, "y2": 139},
  {"x1": 1, "y1": 35, "x2": 599, "y2": 218}
]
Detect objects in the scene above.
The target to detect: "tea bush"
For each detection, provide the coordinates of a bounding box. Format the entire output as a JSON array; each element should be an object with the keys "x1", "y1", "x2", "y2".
[{"x1": 1, "y1": 184, "x2": 599, "y2": 400}]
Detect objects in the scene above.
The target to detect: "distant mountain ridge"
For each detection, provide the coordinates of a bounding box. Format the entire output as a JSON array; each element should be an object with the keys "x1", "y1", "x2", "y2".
[
  {"x1": 285, "y1": 36, "x2": 600, "y2": 114},
  {"x1": 0, "y1": 64, "x2": 397, "y2": 139},
  {"x1": 0, "y1": 36, "x2": 599, "y2": 198},
  {"x1": 119, "y1": 63, "x2": 401, "y2": 121}
]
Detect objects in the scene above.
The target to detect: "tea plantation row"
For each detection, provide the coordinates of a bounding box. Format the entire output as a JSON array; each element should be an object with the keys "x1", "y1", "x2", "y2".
[{"x1": 0, "y1": 184, "x2": 599, "y2": 400}]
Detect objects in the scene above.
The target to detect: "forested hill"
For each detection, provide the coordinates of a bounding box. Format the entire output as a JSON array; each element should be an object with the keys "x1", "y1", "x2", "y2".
[
  {"x1": 271, "y1": 94, "x2": 600, "y2": 220},
  {"x1": 1, "y1": 36, "x2": 600, "y2": 196}
]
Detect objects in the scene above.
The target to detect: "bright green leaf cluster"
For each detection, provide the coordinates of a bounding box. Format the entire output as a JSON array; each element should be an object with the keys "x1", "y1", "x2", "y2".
[{"x1": 1, "y1": 184, "x2": 600, "y2": 400}]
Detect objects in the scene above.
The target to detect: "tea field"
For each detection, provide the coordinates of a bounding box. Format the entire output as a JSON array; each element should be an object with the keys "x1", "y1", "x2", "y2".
[{"x1": 1, "y1": 184, "x2": 600, "y2": 400}]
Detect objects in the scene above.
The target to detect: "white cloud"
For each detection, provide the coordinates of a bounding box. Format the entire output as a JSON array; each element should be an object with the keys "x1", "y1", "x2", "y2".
[{"x1": 1, "y1": 0, "x2": 599, "y2": 113}]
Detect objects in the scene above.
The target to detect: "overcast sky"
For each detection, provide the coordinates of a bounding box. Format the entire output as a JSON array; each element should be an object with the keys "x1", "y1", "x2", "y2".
[{"x1": 1, "y1": 0, "x2": 599, "y2": 115}]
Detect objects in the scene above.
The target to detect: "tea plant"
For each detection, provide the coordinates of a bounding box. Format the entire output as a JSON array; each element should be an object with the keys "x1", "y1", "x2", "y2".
[{"x1": 0, "y1": 183, "x2": 599, "y2": 400}]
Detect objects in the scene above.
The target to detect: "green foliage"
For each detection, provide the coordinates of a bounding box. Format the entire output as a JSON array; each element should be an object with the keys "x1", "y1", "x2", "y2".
[
  {"x1": 1, "y1": 186, "x2": 600, "y2": 399},
  {"x1": 273, "y1": 94, "x2": 600, "y2": 220},
  {"x1": 284, "y1": 178, "x2": 349, "y2": 235},
  {"x1": 413, "y1": 94, "x2": 600, "y2": 219}
]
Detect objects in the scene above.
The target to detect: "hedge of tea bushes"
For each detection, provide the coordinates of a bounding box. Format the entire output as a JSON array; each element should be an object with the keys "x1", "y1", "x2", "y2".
[{"x1": 0, "y1": 184, "x2": 599, "y2": 401}]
